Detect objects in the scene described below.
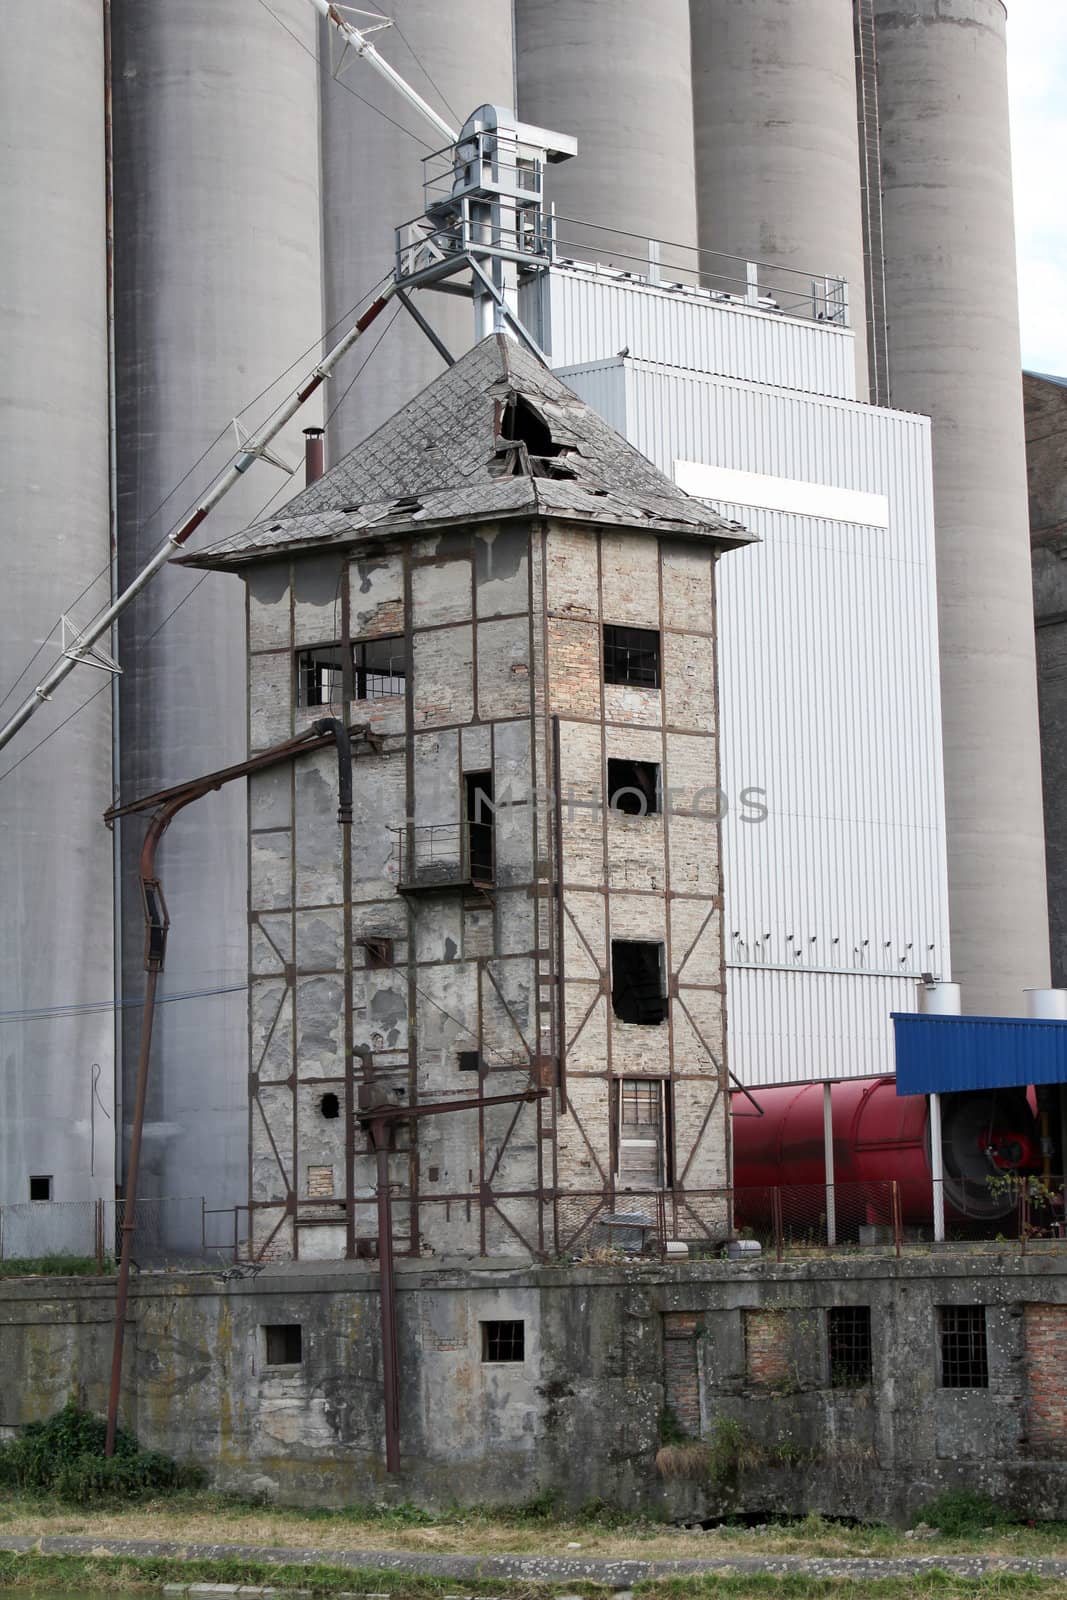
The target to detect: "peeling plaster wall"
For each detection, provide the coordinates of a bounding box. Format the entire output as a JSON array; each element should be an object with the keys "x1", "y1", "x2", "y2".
[
  {"x1": 243, "y1": 516, "x2": 726, "y2": 1263},
  {"x1": 6, "y1": 1255, "x2": 1067, "y2": 1520}
]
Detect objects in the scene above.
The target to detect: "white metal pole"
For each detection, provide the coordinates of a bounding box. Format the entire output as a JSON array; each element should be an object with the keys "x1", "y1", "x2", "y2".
[
  {"x1": 929, "y1": 1091, "x2": 945, "y2": 1242},
  {"x1": 0, "y1": 285, "x2": 396, "y2": 756},
  {"x1": 823, "y1": 1081, "x2": 836, "y2": 1247},
  {"x1": 306, "y1": 0, "x2": 458, "y2": 145}
]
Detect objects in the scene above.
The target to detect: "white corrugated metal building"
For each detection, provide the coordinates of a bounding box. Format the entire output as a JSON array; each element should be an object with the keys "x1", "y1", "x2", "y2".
[{"x1": 526, "y1": 263, "x2": 949, "y2": 1088}]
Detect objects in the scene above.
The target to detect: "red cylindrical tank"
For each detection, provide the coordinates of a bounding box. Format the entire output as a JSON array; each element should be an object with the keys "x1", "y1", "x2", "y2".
[{"x1": 731, "y1": 1077, "x2": 1040, "y2": 1224}]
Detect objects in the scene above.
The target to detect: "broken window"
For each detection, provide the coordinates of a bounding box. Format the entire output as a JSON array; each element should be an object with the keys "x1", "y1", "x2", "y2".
[
  {"x1": 361, "y1": 937, "x2": 394, "y2": 970},
  {"x1": 465, "y1": 771, "x2": 494, "y2": 882},
  {"x1": 263, "y1": 1324, "x2": 302, "y2": 1365},
  {"x1": 296, "y1": 643, "x2": 344, "y2": 708},
  {"x1": 608, "y1": 757, "x2": 660, "y2": 816},
  {"x1": 29, "y1": 1175, "x2": 52, "y2": 1202},
  {"x1": 616, "y1": 1079, "x2": 670, "y2": 1188},
  {"x1": 612, "y1": 939, "x2": 667, "y2": 1025},
  {"x1": 939, "y1": 1305, "x2": 989, "y2": 1388},
  {"x1": 319, "y1": 1093, "x2": 340, "y2": 1120},
  {"x1": 457, "y1": 1050, "x2": 481, "y2": 1073},
  {"x1": 481, "y1": 1320, "x2": 525, "y2": 1362},
  {"x1": 603, "y1": 624, "x2": 660, "y2": 688},
  {"x1": 355, "y1": 635, "x2": 405, "y2": 699},
  {"x1": 828, "y1": 1306, "x2": 873, "y2": 1387}
]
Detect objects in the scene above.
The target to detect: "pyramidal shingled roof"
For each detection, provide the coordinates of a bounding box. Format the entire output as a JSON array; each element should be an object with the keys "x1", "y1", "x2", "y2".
[{"x1": 180, "y1": 333, "x2": 753, "y2": 571}]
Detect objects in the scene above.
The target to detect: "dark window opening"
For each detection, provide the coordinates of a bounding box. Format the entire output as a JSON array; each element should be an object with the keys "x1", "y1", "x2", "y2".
[
  {"x1": 466, "y1": 771, "x2": 494, "y2": 882},
  {"x1": 612, "y1": 940, "x2": 667, "y2": 1025},
  {"x1": 608, "y1": 757, "x2": 660, "y2": 816},
  {"x1": 355, "y1": 635, "x2": 405, "y2": 699},
  {"x1": 617, "y1": 1079, "x2": 671, "y2": 1188},
  {"x1": 297, "y1": 643, "x2": 344, "y2": 708},
  {"x1": 264, "y1": 1324, "x2": 302, "y2": 1365},
  {"x1": 320, "y1": 1093, "x2": 340, "y2": 1120},
  {"x1": 361, "y1": 937, "x2": 394, "y2": 970},
  {"x1": 604, "y1": 624, "x2": 660, "y2": 689},
  {"x1": 828, "y1": 1306, "x2": 873, "y2": 1387},
  {"x1": 482, "y1": 1319, "x2": 525, "y2": 1362},
  {"x1": 939, "y1": 1305, "x2": 988, "y2": 1388},
  {"x1": 29, "y1": 1176, "x2": 52, "y2": 1202},
  {"x1": 458, "y1": 1050, "x2": 481, "y2": 1073}
]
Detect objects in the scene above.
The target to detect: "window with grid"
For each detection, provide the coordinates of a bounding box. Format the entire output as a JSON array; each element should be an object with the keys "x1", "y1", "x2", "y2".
[
  {"x1": 355, "y1": 635, "x2": 405, "y2": 699},
  {"x1": 603, "y1": 624, "x2": 661, "y2": 689},
  {"x1": 296, "y1": 643, "x2": 345, "y2": 708},
  {"x1": 481, "y1": 1320, "x2": 525, "y2": 1362},
  {"x1": 939, "y1": 1305, "x2": 989, "y2": 1388},
  {"x1": 617, "y1": 1078, "x2": 667, "y2": 1187},
  {"x1": 828, "y1": 1306, "x2": 873, "y2": 1387}
]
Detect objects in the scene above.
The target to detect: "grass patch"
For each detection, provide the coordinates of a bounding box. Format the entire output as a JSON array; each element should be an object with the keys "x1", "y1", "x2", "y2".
[
  {"x1": 0, "y1": 1254, "x2": 111, "y2": 1278},
  {"x1": 0, "y1": 1550, "x2": 604, "y2": 1597},
  {"x1": 640, "y1": 1578, "x2": 1056, "y2": 1599}
]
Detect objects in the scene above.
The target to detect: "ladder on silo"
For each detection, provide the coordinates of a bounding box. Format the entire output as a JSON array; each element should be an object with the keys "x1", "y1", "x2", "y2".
[{"x1": 854, "y1": 0, "x2": 892, "y2": 407}]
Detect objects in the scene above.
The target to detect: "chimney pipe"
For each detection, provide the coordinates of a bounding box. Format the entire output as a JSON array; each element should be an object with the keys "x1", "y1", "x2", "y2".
[{"x1": 303, "y1": 426, "x2": 325, "y2": 486}]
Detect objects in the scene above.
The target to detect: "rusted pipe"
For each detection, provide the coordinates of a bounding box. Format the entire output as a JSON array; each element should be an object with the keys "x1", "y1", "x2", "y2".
[
  {"x1": 103, "y1": 724, "x2": 358, "y2": 1455},
  {"x1": 370, "y1": 1121, "x2": 401, "y2": 1474}
]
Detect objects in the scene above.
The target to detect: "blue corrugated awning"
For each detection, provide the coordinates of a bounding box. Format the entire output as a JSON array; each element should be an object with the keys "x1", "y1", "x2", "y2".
[{"x1": 891, "y1": 1012, "x2": 1067, "y2": 1095}]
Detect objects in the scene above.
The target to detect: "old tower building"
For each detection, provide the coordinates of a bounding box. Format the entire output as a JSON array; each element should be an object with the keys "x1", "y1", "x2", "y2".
[{"x1": 184, "y1": 335, "x2": 752, "y2": 1262}]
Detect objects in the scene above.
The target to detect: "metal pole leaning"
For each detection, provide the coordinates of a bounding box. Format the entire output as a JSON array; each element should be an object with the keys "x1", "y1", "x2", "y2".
[
  {"x1": 0, "y1": 287, "x2": 396, "y2": 756},
  {"x1": 306, "y1": 0, "x2": 458, "y2": 146}
]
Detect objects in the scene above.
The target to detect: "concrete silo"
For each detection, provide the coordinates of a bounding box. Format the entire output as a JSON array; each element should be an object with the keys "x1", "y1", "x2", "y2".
[
  {"x1": 111, "y1": 0, "x2": 323, "y2": 1214},
  {"x1": 0, "y1": 2, "x2": 114, "y2": 1212},
  {"x1": 873, "y1": 0, "x2": 1049, "y2": 1014},
  {"x1": 320, "y1": 4, "x2": 515, "y2": 459},
  {"x1": 689, "y1": 0, "x2": 870, "y2": 398},
  {"x1": 515, "y1": 0, "x2": 698, "y2": 269}
]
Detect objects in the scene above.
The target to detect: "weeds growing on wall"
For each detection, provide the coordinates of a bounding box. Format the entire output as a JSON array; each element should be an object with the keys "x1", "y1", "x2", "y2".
[
  {"x1": 916, "y1": 1489, "x2": 1012, "y2": 1537},
  {"x1": 0, "y1": 1254, "x2": 114, "y2": 1278},
  {"x1": 0, "y1": 1399, "x2": 203, "y2": 1505}
]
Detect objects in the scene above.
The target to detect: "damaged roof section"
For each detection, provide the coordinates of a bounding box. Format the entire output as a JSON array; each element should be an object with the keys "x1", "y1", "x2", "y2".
[{"x1": 180, "y1": 333, "x2": 754, "y2": 571}]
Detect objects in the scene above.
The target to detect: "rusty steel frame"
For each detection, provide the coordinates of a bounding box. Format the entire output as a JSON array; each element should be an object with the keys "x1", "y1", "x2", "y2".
[{"x1": 102, "y1": 721, "x2": 357, "y2": 1456}]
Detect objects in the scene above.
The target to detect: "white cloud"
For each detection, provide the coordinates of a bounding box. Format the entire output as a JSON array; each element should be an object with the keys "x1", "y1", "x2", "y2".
[{"x1": 1007, "y1": 2, "x2": 1067, "y2": 374}]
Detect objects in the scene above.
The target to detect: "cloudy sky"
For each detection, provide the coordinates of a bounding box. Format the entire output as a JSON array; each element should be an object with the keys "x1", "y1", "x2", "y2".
[{"x1": 1008, "y1": 2, "x2": 1067, "y2": 375}]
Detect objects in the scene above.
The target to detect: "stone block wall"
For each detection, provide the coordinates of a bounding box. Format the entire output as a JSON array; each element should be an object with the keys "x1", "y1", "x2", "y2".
[{"x1": 242, "y1": 514, "x2": 727, "y2": 1264}]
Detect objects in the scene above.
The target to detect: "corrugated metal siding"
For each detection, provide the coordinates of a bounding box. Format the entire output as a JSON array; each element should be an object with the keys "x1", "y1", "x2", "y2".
[
  {"x1": 732, "y1": 968, "x2": 920, "y2": 1087},
  {"x1": 530, "y1": 266, "x2": 856, "y2": 401},
  {"x1": 559, "y1": 355, "x2": 948, "y2": 1086},
  {"x1": 894, "y1": 1013, "x2": 1067, "y2": 1094}
]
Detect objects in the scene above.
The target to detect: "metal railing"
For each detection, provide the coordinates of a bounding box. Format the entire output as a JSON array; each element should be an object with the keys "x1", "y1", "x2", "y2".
[
  {"x1": 392, "y1": 821, "x2": 492, "y2": 889},
  {"x1": 0, "y1": 1197, "x2": 248, "y2": 1271}
]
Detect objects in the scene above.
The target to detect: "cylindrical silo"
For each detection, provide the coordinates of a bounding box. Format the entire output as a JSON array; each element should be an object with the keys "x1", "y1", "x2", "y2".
[
  {"x1": 689, "y1": 0, "x2": 870, "y2": 398},
  {"x1": 111, "y1": 0, "x2": 323, "y2": 1220},
  {"x1": 0, "y1": 3, "x2": 114, "y2": 1211},
  {"x1": 873, "y1": 0, "x2": 1048, "y2": 1015},
  {"x1": 515, "y1": 0, "x2": 698, "y2": 274},
  {"x1": 320, "y1": 4, "x2": 514, "y2": 459}
]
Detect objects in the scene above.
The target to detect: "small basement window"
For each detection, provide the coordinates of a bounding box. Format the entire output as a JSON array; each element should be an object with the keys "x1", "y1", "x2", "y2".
[
  {"x1": 263, "y1": 1324, "x2": 302, "y2": 1366},
  {"x1": 355, "y1": 636, "x2": 405, "y2": 699},
  {"x1": 320, "y1": 1092, "x2": 340, "y2": 1120},
  {"x1": 29, "y1": 1176, "x2": 52, "y2": 1202},
  {"x1": 608, "y1": 757, "x2": 660, "y2": 816},
  {"x1": 612, "y1": 940, "x2": 667, "y2": 1025},
  {"x1": 939, "y1": 1305, "x2": 988, "y2": 1388},
  {"x1": 603, "y1": 624, "x2": 660, "y2": 689},
  {"x1": 828, "y1": 1306, "x2": 873, "y2": 1387},
  {"x1": 481, "y1": 1320, "x2": 525, "y2": 1362},
  {"x1": 297, "y1": 643, "x2": 344, "y2": 708}
]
